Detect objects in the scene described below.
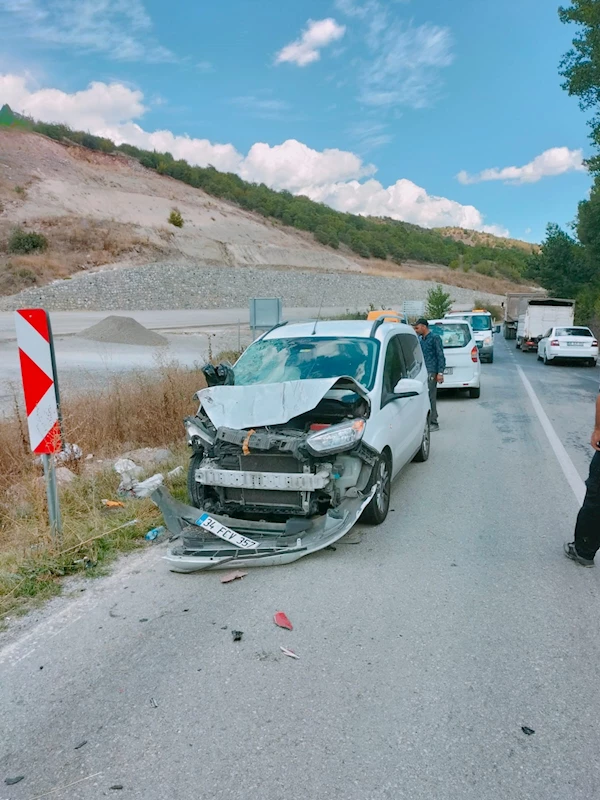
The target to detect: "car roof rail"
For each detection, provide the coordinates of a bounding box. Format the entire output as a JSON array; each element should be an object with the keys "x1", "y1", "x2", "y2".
[
  {"x1": 370, "y1": 316, "x2": 388, "y2": 338},
  {"x1": 256, "y1": 320, "x2": 289, "y2": 341}
]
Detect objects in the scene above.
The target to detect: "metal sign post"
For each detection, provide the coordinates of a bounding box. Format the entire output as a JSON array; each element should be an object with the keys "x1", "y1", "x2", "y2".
[
  {"x1": 403, "y1": 300, "x2": 426, "y2": 319},
  {"x1": 249, "y1": 298, "x2": 283, "y2": 340},
  {"x1": 15, "y1": 308, "x2": 63, "y2": 544}
]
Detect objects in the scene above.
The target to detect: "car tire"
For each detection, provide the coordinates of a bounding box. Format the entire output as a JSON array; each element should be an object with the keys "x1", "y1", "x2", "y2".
[
  {"x1": 413, "y1": 418, "x2": 431, "y2": 463},
  {"x1": 588, "y1": 359, "x2": 597, "y2": 368},
  {"x1": 469, "y1": 387, "x2": 481, "y2": 398},
  {"x1": 187, "y1": 452, "x2": 205, "y2": 508},
  {"x1": 362, "y1": 450, "x2": 392, "y2": 525},
  {"x1": 516, "y1": 341, "x2": 521, "y2": 350},
  {"x1": 488, "y1": 353, "x2": 494, "y2": 363},
  {"x1": 543, "y1": 353, "x2": 551, "y2": 366}
]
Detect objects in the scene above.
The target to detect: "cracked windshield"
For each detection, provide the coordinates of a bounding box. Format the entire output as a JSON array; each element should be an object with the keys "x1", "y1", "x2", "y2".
[{"x1": 1, "y1": 0, "x2": 600, "y2": 798}]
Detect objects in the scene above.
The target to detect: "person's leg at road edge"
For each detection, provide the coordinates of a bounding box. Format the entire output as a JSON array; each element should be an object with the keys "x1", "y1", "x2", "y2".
[
  {"x1": 428, "y1": 373, "x2": 439, "y2": 430},
  {"x1": 565, "y1": 453, "x2": 600, "y2": 567},
  {"x1": 565, "y1": 395, "x2": 600, "y2": 567}
]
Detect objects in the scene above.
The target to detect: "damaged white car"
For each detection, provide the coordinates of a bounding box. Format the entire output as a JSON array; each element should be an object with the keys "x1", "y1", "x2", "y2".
[{"x1": 153, "y1": 319, "x2": 431, "y2": 571}]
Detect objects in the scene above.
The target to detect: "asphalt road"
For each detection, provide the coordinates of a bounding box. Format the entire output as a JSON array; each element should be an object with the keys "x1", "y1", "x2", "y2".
[{"x1": 1, "y1": 336, "x2": 600, "y2": 800}]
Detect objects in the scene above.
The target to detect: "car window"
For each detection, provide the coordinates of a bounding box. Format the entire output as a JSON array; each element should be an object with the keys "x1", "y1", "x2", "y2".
[
  {"x1": 398, "y1": 333, "x2": 423, "y2": 378},
  {"x1": 543, "y1": 329, "x2": 552, "y2": 339},
  {"x1": 555, "y1": 327, "x2": 593, "y2": 337},
  {"x1": 381, "y1": 336, "x2": 407, "y2": 403},
  {"x1": 449, "y1": 314, "x2": 491, "y2": 331},
  {"x1": 233, "y1": 337, "x2": 379, "y2": 389},
  {"x1": 429, "y1": 323, "x2": 470, "y2": 349}
]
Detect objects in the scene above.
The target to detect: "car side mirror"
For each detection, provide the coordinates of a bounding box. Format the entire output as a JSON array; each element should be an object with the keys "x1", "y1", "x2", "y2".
[{"x1": 393, "y1": 378, "x2": 424, "y2": 398}]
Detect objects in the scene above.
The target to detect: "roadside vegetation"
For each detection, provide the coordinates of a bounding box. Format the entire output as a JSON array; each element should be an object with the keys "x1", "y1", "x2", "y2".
[
  {"x1": 168, "y1": 208, "x2": 184, "y2": 228},
  {"x1": 531, "y1": 2, "x2": 600, "y2": 332},
  {"x1": 0, "y1": 104, "x2": 538, "y2": 282},
  {"x1": 0, "y1": 216, "x2": 158, "y2": 294},
  {"x1": 426, "y1": 285, "x2": 453, "y2": 319},
  {"x1": 0, "y1": 362, "x2": 203, "y2": 621}
]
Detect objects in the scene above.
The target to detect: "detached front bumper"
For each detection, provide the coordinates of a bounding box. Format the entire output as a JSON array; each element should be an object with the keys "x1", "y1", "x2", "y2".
[{"x1": 151, "y1": 485, "x2": 376, "y2": 572}]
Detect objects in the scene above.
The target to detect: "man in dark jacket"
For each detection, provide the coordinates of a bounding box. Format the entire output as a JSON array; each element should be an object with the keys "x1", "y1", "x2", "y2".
[
  {"x1": 564, "y1": 391, "x2": 600, "y2": 567},
  {"x1": 415, "y1": 318, "x2": 446, "y2": 431}
]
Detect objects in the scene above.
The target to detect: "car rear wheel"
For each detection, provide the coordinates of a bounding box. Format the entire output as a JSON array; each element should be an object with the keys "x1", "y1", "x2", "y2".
[
  {"x1": 362, "y1": 451, "x2": 392, "y2": 525},
  {"x1": 187, "y1": 452, "x2": 205, "y2": 508},
  {"x1": 412, "y1": 418, "x2": 430, "y2": 463},
  {"x1": 543, "y1": 353, "x2": 551, "y2": 366},
  {"x1": 469, "y1": 387, "x2": 481, "y2": 398}
]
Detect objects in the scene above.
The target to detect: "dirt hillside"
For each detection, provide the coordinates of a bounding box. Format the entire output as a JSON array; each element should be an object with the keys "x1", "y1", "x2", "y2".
[{"x1": 0, "y1": 128, "x2": 527, "y2": 300}]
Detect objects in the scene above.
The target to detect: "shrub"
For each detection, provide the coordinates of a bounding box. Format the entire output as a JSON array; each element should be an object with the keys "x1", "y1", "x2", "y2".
[
  {"x1": 168, "y1": 208, "x2": 184, "y2": 228},
  {"x1": 426, "y1": 284, "x2": 453, "y2": 319},
  {"x1": 473, "y1": 261, "x2": 496, "y2": 277},
  {"x1": 8, "y1": 228, "x2": 48, "y2": 254}
]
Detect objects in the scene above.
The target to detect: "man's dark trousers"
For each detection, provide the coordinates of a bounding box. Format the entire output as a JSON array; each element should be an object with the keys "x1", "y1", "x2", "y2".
[
  {"x1": 428, "y1": 374, "x2": 439, "y2": 426},
  {"x1": 574, "y1": 452, "x2": 600, "y2": 559}
]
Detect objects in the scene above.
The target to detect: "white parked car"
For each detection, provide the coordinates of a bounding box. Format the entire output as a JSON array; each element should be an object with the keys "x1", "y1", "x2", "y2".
[
  {"x1": 154, "y1": 319, "x2": 432, "y2": 571},
  {"x1": 429, "y1": 319, "x2": 481, "y2": 398},
  {"x1": 538, "y1": 326, "x2": 599, "y2": 367}
]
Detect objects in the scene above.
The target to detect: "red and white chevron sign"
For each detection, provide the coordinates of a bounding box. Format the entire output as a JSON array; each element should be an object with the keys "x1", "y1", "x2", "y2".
[{"x1": 14, "y1": 309, "x2": 62, "y2": 454}]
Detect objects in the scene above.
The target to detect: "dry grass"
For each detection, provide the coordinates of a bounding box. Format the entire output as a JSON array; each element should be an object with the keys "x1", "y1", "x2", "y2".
[
  {"x1": 0, "y1": 215, "x2": 167, "y2": 295},
  {"x1": 0, "y1": 363, "x2": 204, "y2": 620}
]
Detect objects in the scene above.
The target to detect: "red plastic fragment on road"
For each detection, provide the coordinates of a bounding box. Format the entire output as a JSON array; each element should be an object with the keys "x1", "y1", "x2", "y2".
[
  {"x1": 274, "y1": 611, "x2": 293, "y2": 630},
  {"x1": 220, "y1": 570, "x2": 248, "y2": 584}
]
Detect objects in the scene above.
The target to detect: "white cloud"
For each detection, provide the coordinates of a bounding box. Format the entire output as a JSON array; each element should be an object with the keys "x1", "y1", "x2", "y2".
[
  {"x1": 2, "y1": 73, "x2": 508, "y2": 235},
  {"x1": 335, "y1": 0, "x2": 453, "y2": 109},
  {"x1": 275, "y1": 18, "x2": 346, "y2": 67},
  {"x1": 304, "y1": 178, "x2": 508, "y2": 235},
  {"x1": 239, "y1": 140, "x2": 375, "y2": 191},
  {"x1": 0, "y1": 0, "x2": 174, "y2": 62},
  {"x1": 0, "y1": 74, "x2": 147, "y2": 129},
  {"x1": 457, "y1": 147, "x2": 586, "y2": 185}
]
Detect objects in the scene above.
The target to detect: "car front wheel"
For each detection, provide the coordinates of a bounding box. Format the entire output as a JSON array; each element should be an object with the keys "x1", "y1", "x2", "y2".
[
  {"x1": 413, "y1": 418, "x2": 431, "y2": 463},
  {"x1": 362, "y1": 451, "x2": 392, "y2": 525}
]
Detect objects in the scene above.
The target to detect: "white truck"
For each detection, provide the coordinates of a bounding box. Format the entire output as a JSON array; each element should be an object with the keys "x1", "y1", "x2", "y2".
[{"x1": 516, "y1": 298, "x2": 576, "y2": 352}]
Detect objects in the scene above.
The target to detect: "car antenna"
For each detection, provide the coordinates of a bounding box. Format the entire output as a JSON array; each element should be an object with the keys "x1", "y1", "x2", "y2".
[{"x1": 311, "y1": 295, "x2": 324, "y2": 336}]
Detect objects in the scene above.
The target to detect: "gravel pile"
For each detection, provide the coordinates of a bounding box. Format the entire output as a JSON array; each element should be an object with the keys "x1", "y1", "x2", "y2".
[
  {"x1": 0, "y1": 262, "x2": 503, "y2": 311},
  {"x1": 79, "y1": 315, "x2": 168, "y2": 346}
]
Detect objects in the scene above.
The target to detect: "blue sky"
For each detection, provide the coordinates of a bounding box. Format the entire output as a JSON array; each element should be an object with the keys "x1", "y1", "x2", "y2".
[{"x1": 0, "y1": 0, "x2": 593, "y2": 241}]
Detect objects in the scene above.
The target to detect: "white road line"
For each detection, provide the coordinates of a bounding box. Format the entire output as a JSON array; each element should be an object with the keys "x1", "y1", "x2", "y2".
[{"x1": 514, "y1": 363, "x2": 586, "y2": 506}]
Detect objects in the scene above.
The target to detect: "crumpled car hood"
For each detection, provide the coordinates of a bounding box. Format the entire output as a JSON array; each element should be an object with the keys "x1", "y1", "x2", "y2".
[{"x1": 197, "y1": 376, "x2": 370, "y2": 430}]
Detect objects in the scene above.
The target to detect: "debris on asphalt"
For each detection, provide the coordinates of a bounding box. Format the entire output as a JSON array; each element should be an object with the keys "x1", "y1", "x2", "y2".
[
  {"x1": 74, "y1": 740, "x2": 88, "y2": 750},
  {"x1": 274, "y1": 611, "x2": 293, "y2": 630},
  {"x1": 232, "y1": 630, "x2": 244, "y2": 641},
  {"x1": 280, "y1": 646, "x2": 299, "y2": 659},
  {"x1": 110, "y1": 784, "x2": 124, "y2": 790},
  {"x1": 521, "y1": 726, "x2": 535, "y2": 736},
  {"x1": 102, "y1": 499, "x2": 125, "y2": 509},
  {"x1": 139, "y1": 618, "x2": 149, "y2": 622},
  {"x1": 150, "y1": 697, "x2": 159, "y2": 708},
  {"x1": 145, "y1": 525, "x2": 165, "y2": 541},
  {"x1": 4, "y1": 776, "x2": 25, "y2": 785},
  {"x1": 220, "y1": 570, "x2": 248, "y2": 583},
  {"x1": 167, "y1": 465, "x2": 184, "y2": 479}
]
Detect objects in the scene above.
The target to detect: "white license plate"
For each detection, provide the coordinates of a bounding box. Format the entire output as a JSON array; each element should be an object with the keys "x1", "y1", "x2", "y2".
[
  {"x1": 444, "y1": 367, "x2": 454, "y2": 375},
  {"x1": 567, "y1": 342, "x2": 581, "y2": 347},
  {"x1": 195, "y1": 513, "x2": 258, "y2": 550}
]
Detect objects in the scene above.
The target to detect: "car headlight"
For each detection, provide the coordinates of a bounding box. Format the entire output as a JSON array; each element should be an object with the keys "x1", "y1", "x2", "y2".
[
  {"x1": 483, "y1": 337, "x2": 492, "y2": 346},
  {"x1": 185, "y1": 418, "x2": 214, "y2": 446},
  {"x1": 306, "y1": 419, "x2": 366, "y2": 455}
]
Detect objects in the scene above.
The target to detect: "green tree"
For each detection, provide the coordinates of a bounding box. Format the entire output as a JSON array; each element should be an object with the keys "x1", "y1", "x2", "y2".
[
  {"x1": 534, "y1": 223, "x2": 594, "y2": 297},
  {"x1": 559, "y1": 0, "x2": 600, "y2": 170},
  {"x1": 425, "y1": 284, "x2": 453, "y2": 319}
]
